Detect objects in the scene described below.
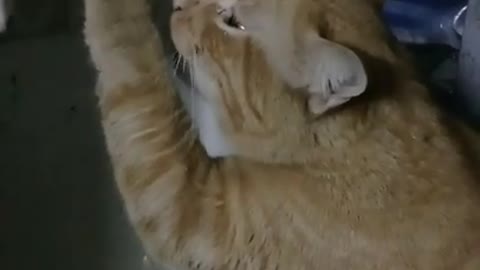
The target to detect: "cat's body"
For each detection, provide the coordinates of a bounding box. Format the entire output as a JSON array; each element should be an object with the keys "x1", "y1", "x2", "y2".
[{"x1": 84, "y1": 0, "x2": 480, "y2": 269}]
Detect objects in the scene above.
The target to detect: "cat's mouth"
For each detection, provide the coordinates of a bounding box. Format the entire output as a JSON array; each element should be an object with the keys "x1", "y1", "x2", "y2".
[{"x1": 217, "y1": 8, "x2": 245, "y2": 30}]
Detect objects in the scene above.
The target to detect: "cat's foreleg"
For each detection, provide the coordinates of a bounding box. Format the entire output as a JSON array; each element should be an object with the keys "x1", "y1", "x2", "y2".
[{"x1": 84, "y1": 0, "x2": 221, "y2": 264}]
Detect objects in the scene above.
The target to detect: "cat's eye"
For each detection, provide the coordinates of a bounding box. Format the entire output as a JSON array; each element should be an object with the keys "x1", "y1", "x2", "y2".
[
  {"x1": 225, "y1": 15, "x2": 243, "y2": 29},
  {"x1": 217, "y1": 8, "x2": 245, "y2": 31}
]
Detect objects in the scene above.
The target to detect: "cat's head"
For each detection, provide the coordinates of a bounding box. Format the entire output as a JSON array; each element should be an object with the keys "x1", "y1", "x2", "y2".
[
  {"x1": 171, "y1": 0, "x2": 302, "y2": 145},
  {"x1": 170, "y1": 1, "x2": 285, "y2": 107},
  {"x1": 170, "y1": 0, "x2": 393, "y2": 117},
  {"x1": 170, "y1": 0, "x2": 397, "y2": 161}
]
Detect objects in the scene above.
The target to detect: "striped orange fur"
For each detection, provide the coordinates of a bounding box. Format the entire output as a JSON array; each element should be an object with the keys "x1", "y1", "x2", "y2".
[{"x1": 84, "y1": 0, "x2": 480, "y2": 269}]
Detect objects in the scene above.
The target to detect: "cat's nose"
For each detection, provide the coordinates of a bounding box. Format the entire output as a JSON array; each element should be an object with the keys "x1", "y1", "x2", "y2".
[
  {"x1": 172, "y1": 0, "x2": 184, "y2": 11},
  {"x1": 172, "y1": 0, "x2": 189, "y2": 11},
  {"x1": 173, "y1": 0, "x2": 201, "y2": 12}
]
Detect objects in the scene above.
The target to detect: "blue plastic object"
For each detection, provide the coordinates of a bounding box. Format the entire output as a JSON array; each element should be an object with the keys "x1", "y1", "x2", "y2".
[{"x1": 383, "y1": 0, "x2": 468, "y2": 48}]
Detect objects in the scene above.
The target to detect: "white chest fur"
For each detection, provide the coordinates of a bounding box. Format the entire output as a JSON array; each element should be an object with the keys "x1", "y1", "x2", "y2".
[{"x1": 172, "y1": 72, "x2": 236, "y2": 158}]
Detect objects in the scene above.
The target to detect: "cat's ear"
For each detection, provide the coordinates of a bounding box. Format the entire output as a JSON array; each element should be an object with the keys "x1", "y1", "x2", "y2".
[{"x1": 304, "y1": 37, "x2": 367, "y2": 115}]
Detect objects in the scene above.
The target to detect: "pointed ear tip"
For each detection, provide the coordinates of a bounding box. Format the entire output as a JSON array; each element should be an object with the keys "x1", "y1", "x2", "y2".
[
  {"x1": 352, "y1": 72, "x2": 368, "y2": 96},
  {"x1": 351, "y1": 53, "x2": 368, "y2": 90}
]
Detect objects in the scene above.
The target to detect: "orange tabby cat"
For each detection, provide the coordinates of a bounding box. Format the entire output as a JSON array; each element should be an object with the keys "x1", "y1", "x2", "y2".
[{"x1": 84, "y1": 0, "x2": 480, "y2": 269}]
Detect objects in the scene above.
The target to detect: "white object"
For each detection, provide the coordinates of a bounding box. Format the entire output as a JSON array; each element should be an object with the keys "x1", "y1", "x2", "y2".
[
  {"x1": 0, "y1": 0, "x2": 12, "y2": 32},
  {"x1": 459, "y1": 0, "x2": 480, "y2": 116}
]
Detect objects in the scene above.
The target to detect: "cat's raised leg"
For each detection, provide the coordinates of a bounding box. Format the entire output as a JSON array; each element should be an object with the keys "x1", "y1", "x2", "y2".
[{"x1": 84, "y1": 0, "x2": 222, "y2": 266}]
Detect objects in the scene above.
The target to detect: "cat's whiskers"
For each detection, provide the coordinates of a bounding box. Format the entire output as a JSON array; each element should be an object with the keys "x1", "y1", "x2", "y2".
[
  {"x1": 173, "y1": 52, "x2": 182, "y2": 76},
  {"x1": 172, "y1": 51, "x2": 196, "y2": 134},
  {"x1": 181, "y1": 54, "x2": 188, "y2": 73},
  {"x1": 189, "y1": 47, "x2": 198, "y2": 124}
]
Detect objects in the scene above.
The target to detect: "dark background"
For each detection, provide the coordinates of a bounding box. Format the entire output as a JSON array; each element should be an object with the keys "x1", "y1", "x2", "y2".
[{"x1": 0, "y1": 1, "x2": 174, "y2": 269}]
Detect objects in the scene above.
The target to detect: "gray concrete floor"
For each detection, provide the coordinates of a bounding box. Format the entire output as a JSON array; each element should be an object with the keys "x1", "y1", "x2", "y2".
[
  {"x1": 0, "y1": 35, "x2": 145, "y2": 270},
  {"x1": 0, "y1": 1, "x2": 173, "y2": 269}
]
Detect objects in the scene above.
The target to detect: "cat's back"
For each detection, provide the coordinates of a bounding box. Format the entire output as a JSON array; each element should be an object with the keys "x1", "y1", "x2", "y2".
[{"x1": 225, "y1": 79, "x2": 480, "y2": 269}]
